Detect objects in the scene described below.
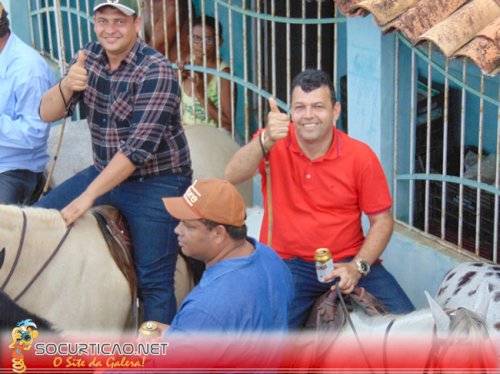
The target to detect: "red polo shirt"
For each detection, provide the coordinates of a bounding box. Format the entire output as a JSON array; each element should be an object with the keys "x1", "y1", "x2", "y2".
[{"x1": 257, "y1": 124, "x2": 392, "y2": 261}]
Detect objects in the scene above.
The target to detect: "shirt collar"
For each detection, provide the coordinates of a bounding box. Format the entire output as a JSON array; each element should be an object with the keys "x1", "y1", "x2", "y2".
[
  {"x1": 288, "y1": 123, "x2": 341, "y2": 161},
  {"x1": 97, "y1": 38, "x2": 141, "y2": 69}
]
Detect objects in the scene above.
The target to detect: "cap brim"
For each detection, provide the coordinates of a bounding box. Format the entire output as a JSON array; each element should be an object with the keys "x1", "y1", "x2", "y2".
[
  {"x1": 93, "y1": 4, "x2": 135, "y2": 16},
  {"x1": 162, "y1": 197, "x2": 202, "y2": 221}
]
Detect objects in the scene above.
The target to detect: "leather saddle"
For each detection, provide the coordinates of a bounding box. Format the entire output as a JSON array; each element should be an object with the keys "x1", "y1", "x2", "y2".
[
  {"x1": 91, "y1": 205, "x2": 137, "y2": 299},
  {"x1": 305, "y1": 286, "x2": 388, "y2": 333}
]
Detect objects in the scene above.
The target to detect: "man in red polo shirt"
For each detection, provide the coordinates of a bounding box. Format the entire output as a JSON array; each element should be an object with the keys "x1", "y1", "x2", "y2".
[{"x1": 225, "y1": 69, "x2": 414, "y2": 328}]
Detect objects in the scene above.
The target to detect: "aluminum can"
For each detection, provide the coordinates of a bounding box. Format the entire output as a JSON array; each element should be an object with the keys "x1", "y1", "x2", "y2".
[
  {"x1": 138, "y1": 321, "x2": 161, "y2": 339},
  {"x1": 315, "y1": 248, "x2": 334, "y2": 283}
]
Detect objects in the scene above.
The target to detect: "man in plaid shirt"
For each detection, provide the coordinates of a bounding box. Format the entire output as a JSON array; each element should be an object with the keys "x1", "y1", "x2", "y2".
[{"x1": 38, "y1": 0, "x2": 192, "y2": 325}]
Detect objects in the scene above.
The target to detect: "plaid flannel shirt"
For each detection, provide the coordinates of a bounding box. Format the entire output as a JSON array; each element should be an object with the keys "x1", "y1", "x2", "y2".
[{"x1": 66, "y1": 39, "x2": 191, "y2": 179}]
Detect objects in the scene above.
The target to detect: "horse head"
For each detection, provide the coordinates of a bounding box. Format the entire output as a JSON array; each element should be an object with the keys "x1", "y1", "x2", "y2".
[
  {"x1": 425, "y1": 287, "x2": 493, "y2": 371},
  {"x1": 426, "y1": 283, "x2": 490, "y2": 339}
]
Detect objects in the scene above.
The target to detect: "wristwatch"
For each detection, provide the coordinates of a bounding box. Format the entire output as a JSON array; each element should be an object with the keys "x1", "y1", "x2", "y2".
[{"x1": 355, "y1": 259, "x2": 370, "y2": 276}]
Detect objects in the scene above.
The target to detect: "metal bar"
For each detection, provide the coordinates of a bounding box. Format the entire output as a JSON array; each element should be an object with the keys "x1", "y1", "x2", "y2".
[
  {"x1": 256, "y1": 0, "x2": 262, "y2": 137},
  {"x1": 162, "y1": 0, "x2": 168, "y2": 57},
  {"x1": 271, "y1": 0, "x2": 276, "y2": 96},
  {"x1": 301, "y1": 0, "x2": 305, "y2": 70},
  {"x1": 396, "y1": 34, "x2": 498, "y2": 107},
  {"x1": 474, "y1": 75, "x2": 485, "y2": 255},
  {"x1": 332, "y1": 3, "x2": 338, "y2": 99},
  {"x1": 28, "y1": 0, "x2": 36, "y2": 50},
  {"x1": 76, "y1": 0, "x2": 84, "y2": 48},
  {"x1": 286, "y1": 0, "x2": 291, "y2": 104},
  {"x1": 36, "y1": 0, "x2": 45, "y2": 57},
  {"x1": 243, "y1": 0, "x2": 249, "y2": 140},
  {"x1": 186, "y1": 0, "x2": 195, "y2": 123},
  {"x1": 200, "y1": 1, "x2": 209, "y2": 124},
  {"x1": 317, "y1": 0, "x2": 321, "y2": 70},
  {"x1": 85, "y1": 0, "x2": 91, "y2": 42},
  {"x1": 396, "y1": 174, "x2": 500, "y2": 194},
  {"x1": 408, "y1": 50, "x2": 416, "y2": 227},
  {"x1": 216, "y1": 1, "x2": 344, "y2": 24},
  {"x1": 53, "y1": 0, "x2": 65, "y2": 75},
  {"x1": 393, "y1": 36, "x2": 400, "y2": 220},
  {"x1": 66, "y1": 0, "x2": 76, "y2": 57},
  {"x1": 228, "y1": 0, "x2": 236, "y2": 133},
  {"x1": 46, "y1": 0, "x2": 56, "y2": 64},
  {"x1": 424, "y1": 44, "x2": 432, "y2": 233},
  {"x1": 148, "y1": 0, "x2": 156, "y2": 55},
  {"x1": 494, "y1": 87, "x2": 500, "y2": 263},
  {"x1": 457, "y1": 59, "x2": 468, "y2": 249},
  {"x1": 440, "y1": 61, "x2": 450, "y2": 241},
  {"x1": 215, "y1": 3, "x2": 223, "y2": 131}
]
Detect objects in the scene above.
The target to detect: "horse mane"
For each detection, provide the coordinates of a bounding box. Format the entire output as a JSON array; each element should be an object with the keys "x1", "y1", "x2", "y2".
[
  {"x1": 13, "y1": 206, "x2": 64, "y2": 226},
  {"x1": 449, "y1": 308, "x2": 489, "y2": 339},
  {"x1": 0, "y1": 290, "x2": 56, "y2": 333}
]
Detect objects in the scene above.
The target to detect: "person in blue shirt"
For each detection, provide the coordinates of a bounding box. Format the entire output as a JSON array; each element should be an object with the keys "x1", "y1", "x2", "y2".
[
  {"x1": 160, "y1": 178, "x2": 293, "y2": 334},
  {"x1": 0, "y1": 3, "x2": 56, "y2": 204}
]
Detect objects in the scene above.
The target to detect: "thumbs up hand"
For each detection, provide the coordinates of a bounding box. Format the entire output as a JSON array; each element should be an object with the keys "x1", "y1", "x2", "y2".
[
  {"x1": 64, "y1": 50, "x2": 88, "y2": 93},
  {"x1": 266, "y1": 97, "x2": 290, "y2": 145}
]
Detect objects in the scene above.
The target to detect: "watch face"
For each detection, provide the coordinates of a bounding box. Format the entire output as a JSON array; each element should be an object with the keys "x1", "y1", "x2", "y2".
[{"x1": 357, "y1": 260, "x2": 370, "y2": 275}]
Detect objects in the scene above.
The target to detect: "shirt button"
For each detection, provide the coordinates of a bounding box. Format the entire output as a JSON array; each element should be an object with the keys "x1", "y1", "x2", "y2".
[{"x1": 306, "y1": 174, "x2": 311, "y2": 179}]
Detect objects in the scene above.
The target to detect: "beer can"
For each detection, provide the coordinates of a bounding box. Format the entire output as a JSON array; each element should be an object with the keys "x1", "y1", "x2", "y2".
[
  {"x1": 315, "y1": 248, "x2": 334, "y2": 283},
  {"x1": 138, "y1": 321, "x2": 161, "y2": 339}
]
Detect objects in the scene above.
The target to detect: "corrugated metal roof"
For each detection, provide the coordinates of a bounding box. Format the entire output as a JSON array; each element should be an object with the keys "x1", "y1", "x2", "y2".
[{"x1": 335, "y1": 0, "x2": 500, "y2": 75}]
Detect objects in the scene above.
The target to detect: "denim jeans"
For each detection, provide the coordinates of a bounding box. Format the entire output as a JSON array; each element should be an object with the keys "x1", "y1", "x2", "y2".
[
  {"x1": 35, "y1": 166, "x2": 191, "y2": 324},
  {"x1": 284, "y1": 257, "x2": 415, "y2": 329},
  {"x1": 0, "y1": 170, "x2": 43, "y2": 205}
]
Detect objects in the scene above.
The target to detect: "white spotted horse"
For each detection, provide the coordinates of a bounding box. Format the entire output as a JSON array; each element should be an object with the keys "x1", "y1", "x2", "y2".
[{"x1": 436, "y1": 261, "x2": 500, "y2": 347}]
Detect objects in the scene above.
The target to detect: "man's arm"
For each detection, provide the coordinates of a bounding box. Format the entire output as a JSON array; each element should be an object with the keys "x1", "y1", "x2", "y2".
[
  {"x1": 326, "y1": 210, "x2": 393, "y2": 293},
  {"x1": 61, "y1": 152, "x2": 136, "y2": 225},
  {"x1": 224, "y1": 134, "x2": 265, "y2": 184},
  {"x1": 225, "y1": 98, "x2": 289, "y2": 184},
  {"x1": 39, "y1": 51, "x2": 88, "y2": 122},
  {"x1": 0, "y1": 71, "x2": 55, "y2": 150}
]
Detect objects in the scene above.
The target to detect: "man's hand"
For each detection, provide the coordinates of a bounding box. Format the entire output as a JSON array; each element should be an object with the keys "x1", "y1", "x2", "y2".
[
  {"x1": 60, "y1": 192, "x2": 95, "y2": 226},
  {"x1": 323, "y1": 261, "x2": 362, "y2": 295},
  {"x1": 265, "y1": 98, "x2": 290, "y2": 146},
  {"x1": 62, "y1": 50, "x2": 88, "y2": 93}
]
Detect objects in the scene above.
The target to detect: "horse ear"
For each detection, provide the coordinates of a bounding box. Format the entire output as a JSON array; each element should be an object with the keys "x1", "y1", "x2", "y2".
[
  {"x1": 473, "y1": 282, "x2": 490, "y2": 318},
  {"x1": 0, "y1": 247, "x2": 4, "y2": 269},
  {"x1": 425, "y1": 290, "x2": 450, "y2": 339}
]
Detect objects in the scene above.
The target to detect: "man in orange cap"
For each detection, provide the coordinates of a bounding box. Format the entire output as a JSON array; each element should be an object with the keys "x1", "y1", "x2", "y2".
[{"x1": 160, "y1": 178, "x2": 293, "y2": 333}]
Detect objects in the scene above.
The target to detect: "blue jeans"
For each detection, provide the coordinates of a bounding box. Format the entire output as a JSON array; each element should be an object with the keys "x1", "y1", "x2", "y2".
[
  {"x1": 35, "y1": 166, "x2": 191, "y2": 324},
  {"x1": 0, "y1": 170, "x2": 43, "y2": 205},
  {"x1": 284, "y1": 257, "x2": 415, "y2": 329}
]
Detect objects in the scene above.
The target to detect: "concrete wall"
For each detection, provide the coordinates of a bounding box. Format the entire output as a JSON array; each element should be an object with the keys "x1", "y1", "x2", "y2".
[{"x1": 3, "y1": 0, "x2": 31, "y2": 45}]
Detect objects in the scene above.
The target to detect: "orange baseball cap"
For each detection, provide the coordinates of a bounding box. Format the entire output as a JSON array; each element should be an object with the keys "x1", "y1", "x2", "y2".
[{"x1": 163, "y1": 179, "x2": 246, "y2": 227}]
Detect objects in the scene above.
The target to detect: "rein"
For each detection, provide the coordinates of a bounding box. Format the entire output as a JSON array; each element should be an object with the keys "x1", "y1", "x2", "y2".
[
  {"x1": 337, "y1": 292, "x2": 469, "y2": 373},
  {"x1": 0, "y1": 209, "x2": 73, "y2": 302},
  {"x1": 335, "y1": 285, "x2": 377, "y2": 373}
]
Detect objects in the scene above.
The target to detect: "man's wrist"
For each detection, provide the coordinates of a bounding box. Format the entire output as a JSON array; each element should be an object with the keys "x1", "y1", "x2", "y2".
[{"x1": 354, "y1": 258, "x2": 370, "y2": 277}]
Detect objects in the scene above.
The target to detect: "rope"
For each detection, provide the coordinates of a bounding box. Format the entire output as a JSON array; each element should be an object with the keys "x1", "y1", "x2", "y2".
[{"x1": 40, "y1": 118, "x2": 67, "y2": 198}]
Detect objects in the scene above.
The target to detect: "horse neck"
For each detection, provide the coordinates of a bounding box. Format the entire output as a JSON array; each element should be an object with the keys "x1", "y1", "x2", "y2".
[{"x1": 348, "y1": 308, "x2": 436, "y2": 336}]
